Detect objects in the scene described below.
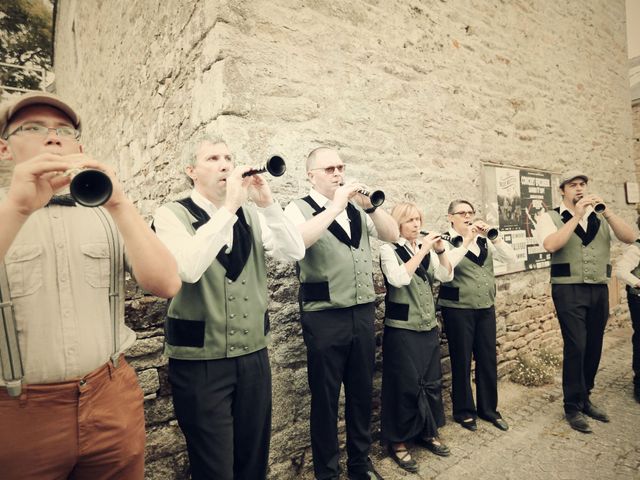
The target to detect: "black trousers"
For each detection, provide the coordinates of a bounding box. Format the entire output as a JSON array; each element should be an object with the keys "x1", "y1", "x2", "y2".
[
  {"x1": 627, "y1": 292, "x2": 640, "y2": 393},
  {"x1": 551, "y1": 284, "x2": 609, "y2": 414},
  {"x1": 380, "y1": 326, "x2": 445, "y2": 444},
  {"x1": 301, "y1": 303, "x2": 376, "y2": 480},
  {"x1": 168, "y1": 349, "x2": 272, "y2": 480},
  {"x1": 442, "y1": 306, "x2": 500, "y2": 423}
]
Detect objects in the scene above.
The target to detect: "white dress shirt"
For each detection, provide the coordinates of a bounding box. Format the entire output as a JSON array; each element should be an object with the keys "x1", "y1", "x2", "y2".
[
  {"x1": 380, "y1": 237, "x2": 453, "y2": 287},
  {"x1": 153, "y1": 189, "x2": 305, "y2": 283},
  {"x1": 283, "y1": 188, "x2": 378, "y2": 238}
]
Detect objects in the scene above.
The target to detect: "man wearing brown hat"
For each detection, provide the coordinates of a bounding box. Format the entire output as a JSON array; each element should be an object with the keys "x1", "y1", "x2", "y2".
[
  {"x1": 0, "y1": 92, "x2": 181, "y2": 479},
  {"x1": 535, "y1": 171, "x2": 635, "y2": 433}
]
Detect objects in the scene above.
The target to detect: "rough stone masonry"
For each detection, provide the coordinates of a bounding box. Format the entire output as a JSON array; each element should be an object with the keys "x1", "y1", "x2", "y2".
[{"x1": 46, "y1": 0, "x2": 638, "y2": 478}]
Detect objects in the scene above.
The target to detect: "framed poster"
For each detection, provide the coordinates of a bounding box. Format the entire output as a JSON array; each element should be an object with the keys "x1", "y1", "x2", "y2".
[{"x1": 483, "y1": 165, "x2": 558, "y2": 275}]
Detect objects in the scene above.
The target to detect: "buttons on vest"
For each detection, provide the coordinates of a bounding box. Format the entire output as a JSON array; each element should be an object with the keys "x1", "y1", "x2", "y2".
[
  {"x1": 230, "y1": 346, "x2": 235, "y2": 351},
  {"x1": 230, "y1": 314, "x2": 236, "y2": 318},
  {"x1": 228, "y1": 295, "x2": 235, "y2": 301},
  {"x1": 244, "y1": 329, "x2": 249, "y2": 334},
  {"x1": 227, "y1": 279, "x2": 233, "y2": 284},
  {"x1": 230, "y1": 330, "x2": 235, "y2": 335},
  {"x1": 243, "y1": 346, "x2": 249, "y2": 351}
]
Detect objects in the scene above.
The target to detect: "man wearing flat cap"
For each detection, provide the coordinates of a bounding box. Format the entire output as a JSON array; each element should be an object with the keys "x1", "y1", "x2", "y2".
[
  {"x1": 535, "y1": 171, "x2": 635, "y2": 433},
  {"x1": 0, "y1": 92, "x2": 181, "y2": 479}
]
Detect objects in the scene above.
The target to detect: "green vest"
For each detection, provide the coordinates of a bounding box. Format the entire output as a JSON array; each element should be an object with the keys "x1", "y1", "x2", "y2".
[
  {"x1": 164, "y1": 201, "x2": 269, "y2": 360},
  {"x1": 548, "y1": 209, "x2": 611, "y2": 284},
  {"x1": 437, "y1": 237, "x2": 496, "y2": 309},
  {"x1": 294, "y1": 197, "x2": 375, "y2": 312},
  {"x1": 383, "y1": 243, "x2": 437, "y2": 331}
]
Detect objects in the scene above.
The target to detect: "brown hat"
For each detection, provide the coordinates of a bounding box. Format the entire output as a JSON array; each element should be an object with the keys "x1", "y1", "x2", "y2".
[
  {"x1": 0, "y1": 92, "x2": 81, "y2": 138},
  {"x1": 559, "y1": 170, "x2": 589, "y2": 188}
]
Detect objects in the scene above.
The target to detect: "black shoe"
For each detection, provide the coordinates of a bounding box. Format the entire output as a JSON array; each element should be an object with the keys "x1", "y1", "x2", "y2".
[
  {"x1": 566, "y1": 412, "x2": 592, "y2": 433},
  {"x1": 417, "y1": 437, "x2": 451, "y2": 457},
  {"x1": 387, "y1": 444, "x2": 418, "y2": 473},
  {"x1": 460, "y1": 418, "x2": 477, "y2": 431},
  {"x1": 348, "y1": 458, "x2": 384, "y2": 480},
  {"x1": 583, "y1": 402, "x2": 610, "y2": 423},
  {"x1": 491, "y1": 418, "x2": 509, "y2": 431}
]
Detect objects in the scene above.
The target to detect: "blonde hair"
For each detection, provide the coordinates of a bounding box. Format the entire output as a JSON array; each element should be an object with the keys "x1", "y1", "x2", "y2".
[{"x1": 391, "y1": 202, "x2": 424, "y2": 229}]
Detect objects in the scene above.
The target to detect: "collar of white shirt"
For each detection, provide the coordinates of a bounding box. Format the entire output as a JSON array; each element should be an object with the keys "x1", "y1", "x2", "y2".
[
  {"x1": 396, "y1": 236, "x2": 422, "y2": 251},
  {"x1": 308, "y1": 188, "x2": 334, "y2": 209},
  {"x1": 191, "y1": 189, "x2": 218, "y2": 217}
]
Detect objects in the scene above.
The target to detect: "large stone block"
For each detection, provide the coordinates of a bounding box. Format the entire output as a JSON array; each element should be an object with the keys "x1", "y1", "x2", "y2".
[
  {"x1": 127, "y1": 337, "x2": 165, "y2": 358},
  {"x1": 137, "y1": 368, "x2": 160, "y2": 396}
]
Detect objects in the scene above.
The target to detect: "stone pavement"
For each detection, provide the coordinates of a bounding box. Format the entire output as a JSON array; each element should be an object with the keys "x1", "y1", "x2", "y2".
[{"x1": 368, "y1": 326, "x2": 640, "y2": 480}]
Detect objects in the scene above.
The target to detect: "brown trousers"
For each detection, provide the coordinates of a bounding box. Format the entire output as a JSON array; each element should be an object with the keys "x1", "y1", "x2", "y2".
[{"x1": 0, "y1": 357, "x2": 145, "y2": 480}]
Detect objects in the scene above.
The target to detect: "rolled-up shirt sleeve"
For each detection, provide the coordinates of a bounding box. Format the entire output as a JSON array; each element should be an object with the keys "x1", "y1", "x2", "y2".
[
  {"x1": 153, "y1": 204, "x2": 236, "y2": 283},
  {"x1": 259, "y1": 202, "x2": 305, "y2": 262}
]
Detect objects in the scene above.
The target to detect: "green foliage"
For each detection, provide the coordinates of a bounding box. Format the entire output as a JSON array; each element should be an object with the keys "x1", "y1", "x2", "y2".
[
  {"x1": 0, "y1": 0, "x2": 53, "y2": 91},
  {"x1": 510, "y1": 348, "x2": 561, "y2": 387}
]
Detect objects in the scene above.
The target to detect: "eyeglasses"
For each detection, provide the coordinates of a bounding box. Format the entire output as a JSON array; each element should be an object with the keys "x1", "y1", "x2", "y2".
[
  {"x1": 310, "y1": 164, "x2": 346, "y2": 175},
  {"x1": 3, "y1": 123, "x2": 80, "y2": 140},
  {"x1": 451, "y1": 210, "x2": 475, "y2": 217}
]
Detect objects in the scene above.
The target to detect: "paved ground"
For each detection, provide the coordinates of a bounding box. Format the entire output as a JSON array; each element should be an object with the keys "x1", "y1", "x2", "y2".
[{"x1": 368, "y1": 327, "x2": 640, "y2": 480}]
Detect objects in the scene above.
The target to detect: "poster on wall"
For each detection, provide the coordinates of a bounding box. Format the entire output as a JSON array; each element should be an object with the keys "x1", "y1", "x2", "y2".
[{"x1": 483, "y1": 165, "x2": 555, "y2": 275}]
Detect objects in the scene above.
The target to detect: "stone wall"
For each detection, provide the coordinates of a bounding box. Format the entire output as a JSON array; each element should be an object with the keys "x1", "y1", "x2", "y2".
[{"x1": 52, "y1": 1, "x2": 636, "y2": 478}]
